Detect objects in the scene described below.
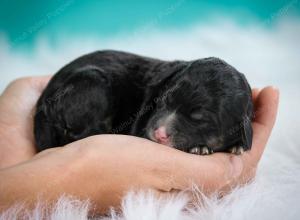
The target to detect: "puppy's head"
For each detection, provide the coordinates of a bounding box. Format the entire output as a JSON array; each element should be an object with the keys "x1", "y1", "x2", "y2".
[{"x1": 146, "y1": 58, "x2": 253, "y2": 152}]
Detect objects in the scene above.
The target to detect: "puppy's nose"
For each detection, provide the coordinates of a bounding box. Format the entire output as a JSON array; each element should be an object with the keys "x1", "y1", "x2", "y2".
[{"x1": 154, "y1": 126, "x2": 170, "y2": 145}]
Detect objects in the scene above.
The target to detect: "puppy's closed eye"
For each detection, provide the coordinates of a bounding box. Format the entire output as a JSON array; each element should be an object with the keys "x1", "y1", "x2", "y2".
[{"x1": 190, "y1": 110, "x2": 203, "y2": 120}]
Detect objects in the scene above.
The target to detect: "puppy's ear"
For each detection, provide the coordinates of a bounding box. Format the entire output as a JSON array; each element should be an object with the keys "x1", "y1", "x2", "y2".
[
  {"x1": 241, "y1": 116, "x2": 253, "y2": 150},
  {"x1": 147, "y1": 61, "x2": 188, "y2": 87}
]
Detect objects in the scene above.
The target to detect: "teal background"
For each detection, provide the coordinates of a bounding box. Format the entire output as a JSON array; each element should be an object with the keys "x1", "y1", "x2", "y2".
[{"x1": 1, "y1": 0, "x2": 299, "y2": 48}]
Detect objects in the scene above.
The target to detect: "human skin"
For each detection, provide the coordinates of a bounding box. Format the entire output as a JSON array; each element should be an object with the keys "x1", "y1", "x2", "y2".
[{"x1": 0, "y1": 76, "x2": 279, "y2": 214}]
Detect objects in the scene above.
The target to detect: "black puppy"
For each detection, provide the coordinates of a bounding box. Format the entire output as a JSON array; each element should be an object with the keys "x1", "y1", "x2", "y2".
[{"x1": 34, "y1": 50, "x2": 253, "y2": 155}]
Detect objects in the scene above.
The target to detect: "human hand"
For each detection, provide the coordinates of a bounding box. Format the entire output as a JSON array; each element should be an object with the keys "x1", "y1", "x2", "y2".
[
  {"x1": 0, "y1": 76, "x2": 51, "y2": 168},
  {"x1": 56, "y1": 86, "x2": 279, "y2": 201},
  {"x1": 0, "y1": 78, "x2": 278, "y2": 215}
]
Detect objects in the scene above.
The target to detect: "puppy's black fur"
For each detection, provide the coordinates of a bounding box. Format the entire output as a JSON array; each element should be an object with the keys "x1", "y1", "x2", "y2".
[{"x1": 34, "y1": 50, "x2": 253, "y2": 154}]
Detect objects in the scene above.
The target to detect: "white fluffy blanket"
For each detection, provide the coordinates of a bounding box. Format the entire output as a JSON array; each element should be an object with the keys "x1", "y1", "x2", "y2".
[{"x1": 0, "y1": 17, "x2": 300, "y2": 220}]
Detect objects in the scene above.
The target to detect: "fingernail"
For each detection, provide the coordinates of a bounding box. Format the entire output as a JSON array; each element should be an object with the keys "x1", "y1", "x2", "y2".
[{"x1": 230, "y1": 156, "x2": 243, "y2": 178}]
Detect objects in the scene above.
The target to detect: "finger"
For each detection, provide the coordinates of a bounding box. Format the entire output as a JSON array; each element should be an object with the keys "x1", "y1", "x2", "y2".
[
  {"x1": 233, "y1": 86, "x2": 280, "y2": 185},
  {"x1": 253, "y1": 86, "x2": 279, "y2": 128},
  {"x1": 253, "y1": 86, "x2": 279, "y2": 150},
  {"x1": 245, "y1": 86, "x2": 279, "y2": 163},
  {"x1": 244, "y1": 86, "x2": 279, "y2": 160}
]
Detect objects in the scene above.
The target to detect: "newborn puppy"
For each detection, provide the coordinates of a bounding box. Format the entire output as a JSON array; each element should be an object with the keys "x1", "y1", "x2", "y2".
[{"x1": 34, "y1": 50, "x2": 253, "y2": 155}]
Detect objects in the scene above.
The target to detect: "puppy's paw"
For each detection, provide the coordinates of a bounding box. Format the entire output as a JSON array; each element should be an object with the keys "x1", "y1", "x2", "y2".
[
  {"x1": 229, "y1": 146, "x2": 244, "y2": 155},
  {"x1": 188, "y1": 147, "x2": 201, "y2": 154},
  {"x1": 189, "y1": 146, "x2": 213, "y2": 155}
]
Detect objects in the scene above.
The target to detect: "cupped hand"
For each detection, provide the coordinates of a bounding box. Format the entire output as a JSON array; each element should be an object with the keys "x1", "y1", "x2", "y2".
[
  {"x1": 41, "y1": 87, "x2": 279, "y2": 209},
  {"x1": 0, "y1": 76, "x2": 279, "y2": 214}
]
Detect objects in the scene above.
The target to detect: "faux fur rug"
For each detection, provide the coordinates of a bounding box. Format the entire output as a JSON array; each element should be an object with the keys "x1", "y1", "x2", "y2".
[
  {"x1": 1, "y1": 165, "x2": 300, "y2": 220},
  {"x1": 1, "y1": 17, "x2": 300, "y2": 219}
]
